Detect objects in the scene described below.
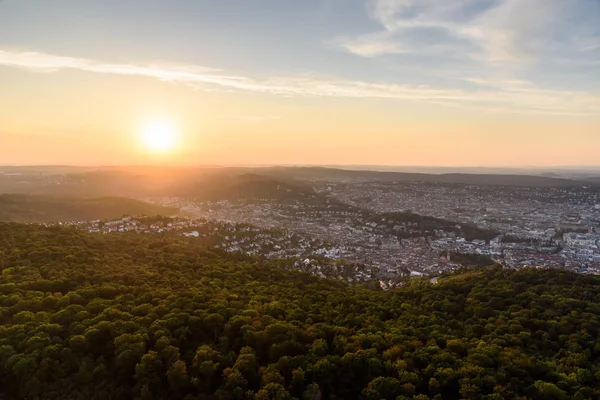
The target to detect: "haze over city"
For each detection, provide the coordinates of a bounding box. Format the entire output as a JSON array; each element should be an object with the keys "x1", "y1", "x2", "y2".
[{"x1": 1, "y1": 0, "x2": 599, "y2": 166}]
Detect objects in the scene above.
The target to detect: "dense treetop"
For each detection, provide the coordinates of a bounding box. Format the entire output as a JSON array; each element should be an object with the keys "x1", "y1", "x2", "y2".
[{"x1": 1, "y1": 223, "x2": 600, "y2": 399}]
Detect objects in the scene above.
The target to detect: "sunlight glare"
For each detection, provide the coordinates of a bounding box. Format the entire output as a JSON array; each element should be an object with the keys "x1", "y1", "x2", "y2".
[{"x1": 140, "y1": 118, "x2": 178, "y2": 153}]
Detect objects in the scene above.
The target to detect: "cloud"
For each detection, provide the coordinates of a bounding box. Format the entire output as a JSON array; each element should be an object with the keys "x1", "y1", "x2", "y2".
[
  {"x1": 339, "y1": 0, "x2": 600, "y2": 65},
  {"x1": 335, "y1": 31, "x2": 408, "y2": 57},
  {"x1": 469, "y1": 0, "x2": 570, "y2": 62},
  {"x1": 0, "y1": 49, "x2": 599, "y2": 116}
]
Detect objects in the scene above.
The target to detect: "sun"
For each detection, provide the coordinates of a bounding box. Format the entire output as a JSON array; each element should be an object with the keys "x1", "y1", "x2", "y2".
[{"x1": 140, "y1": 118, "x2": 178, "y2": 153}]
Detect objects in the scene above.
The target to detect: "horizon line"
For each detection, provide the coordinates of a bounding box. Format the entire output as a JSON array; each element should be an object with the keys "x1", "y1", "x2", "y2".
[{"x1": 1, "y1": 163, "x2": 600, "y2": 170}]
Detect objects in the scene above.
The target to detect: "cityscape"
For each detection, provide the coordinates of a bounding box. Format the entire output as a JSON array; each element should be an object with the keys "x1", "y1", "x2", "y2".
[
  {"x1": 151, "y1": 176, "x2": 600, "y2": 278},
  {"x1": 12, "y1": 165, "x2": 597, "y2": 282}
]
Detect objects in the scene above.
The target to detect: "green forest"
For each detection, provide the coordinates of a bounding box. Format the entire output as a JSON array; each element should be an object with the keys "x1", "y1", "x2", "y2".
[
  {"x1": 1, "y1": 223, "x2": 600, "y2": 399},
  {"x1": 0, "y1": 194, "x2": 176, "y2": 223},
  {"x1": 381, "y1": 212, "x2": 499, "y2": 243}
]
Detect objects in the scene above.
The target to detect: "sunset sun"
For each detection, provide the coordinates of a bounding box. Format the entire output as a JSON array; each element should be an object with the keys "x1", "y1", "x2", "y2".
[{"x1": 140, "y1": 119, "x2": 178, "y2": 153}]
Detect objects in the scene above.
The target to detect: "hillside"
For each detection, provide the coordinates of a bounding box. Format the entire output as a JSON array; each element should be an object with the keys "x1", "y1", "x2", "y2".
[
  {"x1": 381, "y1": 211, "x2": 500, "y2": 242},
  {"x1": 0, "y1": 168, "x2": 324, "y2": 201},
  {"x1": 0, "y1": 194, "x2": 176, "y2": 223},
  {"x1": 2, "y1": 167, "x2": 594, "y2": 201},
  {"x1": 1, "y1": 223, "x2": 600, "y2": 399},
  {"x1": 263, "y1": 167, "x2": 589, "y2": 188},
  {"x1": 189, "y1": 173, "x2": 323, "y2": 202}
]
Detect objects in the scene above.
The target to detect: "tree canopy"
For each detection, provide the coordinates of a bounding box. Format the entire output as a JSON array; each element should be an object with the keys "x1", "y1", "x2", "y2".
[
  {"x1": 1, "y1": 223, "x2": 600, "y2": 399},
  {"x1": 0, "y1": 194, "x2": 176, "y2": 223}
]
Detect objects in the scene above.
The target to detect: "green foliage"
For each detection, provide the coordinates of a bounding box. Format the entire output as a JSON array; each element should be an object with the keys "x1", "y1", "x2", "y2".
[
  {"x1": 448, "y1": 252, "x2": 495, "y2": 268},
  {"x1": 532, "y1": 381, "x2": 568, "y2": 400},
  {"x1": 1, "y1": 223, "x2": 600, "y2": 399},
  {"x1": 0, "y1": 194, "x2": 176, "y2": 223},
  {"x1": 382, "y1": 212, "x2": 499, "y2": 242}
]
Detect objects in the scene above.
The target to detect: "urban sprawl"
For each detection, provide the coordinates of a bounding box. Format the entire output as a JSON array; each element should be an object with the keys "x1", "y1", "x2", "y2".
[{"x1": 52, "y1": 178, "x2": 600, "y2": 288}]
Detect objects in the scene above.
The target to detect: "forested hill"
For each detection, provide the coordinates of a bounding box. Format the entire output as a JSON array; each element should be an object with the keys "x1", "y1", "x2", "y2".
[
  {"x1": 260, "y1": 167, "x2": 590, "y2": 188},
  {"x1": 2, "y1": 224, "x2": 600, "y2": 399},
  {"x1": 186, "y1": 174, "x2": 322, "y2": 203},
  {"x1": 0, "y1": 194, "x2": 176, "y2": 223}
]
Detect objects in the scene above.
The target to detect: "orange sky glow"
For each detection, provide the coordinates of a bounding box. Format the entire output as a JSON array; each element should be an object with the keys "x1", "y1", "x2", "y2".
[{"x1": 1, "y1": 0, "x2": 599, "y2": 167}]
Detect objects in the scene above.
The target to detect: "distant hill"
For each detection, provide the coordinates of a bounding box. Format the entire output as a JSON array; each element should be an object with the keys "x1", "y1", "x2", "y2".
[
  {"x1": 186, "y1": 173, "x2": 325, "y2": 202},
  {"x1": 0, "y1": 194, "x2": 177, "y2": 223},
  {"x1": 583, "y1": 177, "x2": 600, "y2": 184},
  {"x1": 262, "y1": 166, "x2": 590, "y2": 187},
  {"x1": 0, "y1": 168, "x2": 324, "y2": 201},
  {"x1": 2, "y1": 166, "x2": 594, "y2": 199}
]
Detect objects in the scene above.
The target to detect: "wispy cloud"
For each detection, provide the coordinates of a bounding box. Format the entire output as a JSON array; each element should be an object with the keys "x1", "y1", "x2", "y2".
[
  {"x1": 336, "y1": 31, "x2": 408, "y2": 57},
  {"x1": 338, "y1": 0, "x2": 600, "y2": 64},
  {"x1": 0, "y1": 49, "x2": 599, "y2": 116}
]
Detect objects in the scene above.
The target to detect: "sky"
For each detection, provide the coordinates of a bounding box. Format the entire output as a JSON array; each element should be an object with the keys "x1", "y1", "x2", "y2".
[{"x1": 0, "y1": 0, "x2": 599, "y2": 166}]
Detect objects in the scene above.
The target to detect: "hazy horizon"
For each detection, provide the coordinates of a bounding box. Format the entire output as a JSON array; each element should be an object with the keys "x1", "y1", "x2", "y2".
[
  {"x1": 2, "y1": 163, "x2": 600, "y2": 175},
  {"x1": 2, "y1": 162, "x2": 600, "y2": 168}
]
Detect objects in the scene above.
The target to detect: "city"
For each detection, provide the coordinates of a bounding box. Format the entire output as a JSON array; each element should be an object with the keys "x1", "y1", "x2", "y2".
[
  {"x1": 147, "y1": 176, "x2": 600, "y2": 279},
  {"x1": 6, "y1": 166, "x2": 600, "y2": 280},
  {"x1": 2, "y1": 165, "x2": 587, "y2": 286}
]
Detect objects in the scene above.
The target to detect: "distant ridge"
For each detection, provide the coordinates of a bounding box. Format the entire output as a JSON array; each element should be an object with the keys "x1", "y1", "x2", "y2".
[
  {"x1": 583, "y1": 177, "x2": 600, "y2": 184},
  {"x1": 185, "y1": 173, "x2": 323, "y2": 202},
  {"x1": 262, "y1": 166, "x2": 590, "y2": 188},
  {"x1": 1, "y1": 166, "x2": 596, "y2": 197}
]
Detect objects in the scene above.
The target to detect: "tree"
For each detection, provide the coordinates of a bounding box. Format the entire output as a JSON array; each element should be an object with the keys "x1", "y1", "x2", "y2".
[
  {"x1": 362, "y1": 377, "x2": 402, "y2": 400},
  {"x1": 167, "y1": 360, "x2": 190, "y2": 397},
  {"x1": 255, "y1": 383, "x2": 291, "y2": 400},
  {"x1": 302, "y1": 383, "x2": 322, "y2": 400},
  {"x1": 533, "y1": 381, "x2": 568, "y2": 400}
]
